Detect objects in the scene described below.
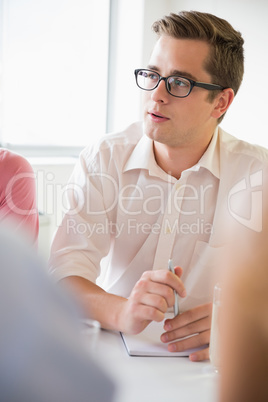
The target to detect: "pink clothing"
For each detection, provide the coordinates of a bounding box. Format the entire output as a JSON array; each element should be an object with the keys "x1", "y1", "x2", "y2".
[{"x1": 0, "y1": 149, "x2": 39, "y2": 245}]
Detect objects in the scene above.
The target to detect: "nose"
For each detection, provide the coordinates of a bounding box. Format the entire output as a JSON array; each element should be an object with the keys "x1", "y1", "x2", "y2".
[{"x1": 151, "y1": 78, "x2": 169, "y2": 103}]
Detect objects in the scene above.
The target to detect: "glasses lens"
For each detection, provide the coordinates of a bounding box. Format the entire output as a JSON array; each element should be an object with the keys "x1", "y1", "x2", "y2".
[
  {"x1": 136, "y1": 70, "x2": 159, "y2": 90},
  {"x1": 168, "y1": 76, "x2": 191, "y2": 97}
]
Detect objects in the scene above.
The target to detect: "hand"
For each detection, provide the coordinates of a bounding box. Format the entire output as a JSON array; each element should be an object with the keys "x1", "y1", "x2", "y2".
[
  {"x1": 119, "y1": 268, "x2": 186, "y2": 335},
  {"x1": 160, "y1": 302, "x2": 212, "y2": 362}
]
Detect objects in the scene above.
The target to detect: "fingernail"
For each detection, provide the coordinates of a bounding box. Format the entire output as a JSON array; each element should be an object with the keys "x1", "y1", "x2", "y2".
[
  {"x1": 169, "y1": 343, "x2": 177, "y2": 352},
  {"x1": 161, "y1": 333, "x2": 168, "y2": 342},
  {"x1": 164, "y1": 322, "x2": 172, "y2": 331},
  {"x1": 190, "y1": 354, "x2": 198, "y2": 362},
  {"x1": 181, "y1": 290, "x2": 187, "y2": 298}
]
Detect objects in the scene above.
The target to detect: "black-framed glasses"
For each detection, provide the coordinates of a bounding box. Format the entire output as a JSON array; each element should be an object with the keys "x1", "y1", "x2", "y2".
[{"x1": 134, "y1": 69, "x2": 224, "y2": 98}]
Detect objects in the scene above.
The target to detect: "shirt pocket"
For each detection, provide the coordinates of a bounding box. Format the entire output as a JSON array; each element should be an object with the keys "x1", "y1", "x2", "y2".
[{"x1": 181, "y1": 240, "x2": 225, "y2": 311}]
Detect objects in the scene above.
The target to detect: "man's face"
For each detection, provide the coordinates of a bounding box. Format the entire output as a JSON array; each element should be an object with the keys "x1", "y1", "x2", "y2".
[{"x1": 143, "y1": 36, "x2": 220, "y2": 150}]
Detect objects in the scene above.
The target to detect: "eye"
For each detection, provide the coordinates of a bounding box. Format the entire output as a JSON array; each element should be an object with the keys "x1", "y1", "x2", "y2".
[
  {"x1": 173, "y1": 78, "x2": 188, "y2": 87},
  {"x1": 138, "y1": 71, "x2": 147, "y2": 77},
  {"x1": 138, "y1": 71, "x2": 158, "y2": 81},
  {"x1": 147, "y1": 72, "x2": 159, "y2": 81}
]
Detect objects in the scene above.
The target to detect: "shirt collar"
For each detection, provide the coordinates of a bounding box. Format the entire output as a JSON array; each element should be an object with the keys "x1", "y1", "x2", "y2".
[
  {"x1": 123, "y1": 134, "x2": 169, "y2": 179},
  {"x1": 196, "y1": 126, "x2": 220, "y2": 179},
  {"x1": 123, "y1": 126, "x2": 220, "y2": 179}
]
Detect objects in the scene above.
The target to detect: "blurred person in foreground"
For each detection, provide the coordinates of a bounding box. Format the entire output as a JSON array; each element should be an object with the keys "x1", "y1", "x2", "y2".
[
  {"x1": 220, "y1": 208, "x2": 268, "y2": 402},
  {"x1": 0, "y1": 224, "x2": 115, "y2": 402},
  {"x1": 49, "y1": 10, "x2": 268, "y2": 362},
  {"x1": 0, "y1": 148, "x2": 39, "y2": 245}
]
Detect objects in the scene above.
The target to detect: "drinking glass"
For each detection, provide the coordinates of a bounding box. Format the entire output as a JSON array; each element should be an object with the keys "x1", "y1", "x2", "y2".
[{"x1": 209, "y1": 283, "x2": 222, "y2": 372}]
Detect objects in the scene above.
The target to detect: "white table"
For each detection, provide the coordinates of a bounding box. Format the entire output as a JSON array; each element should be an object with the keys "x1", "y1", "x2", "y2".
[{"x1": 94, "y1": 329, "x2": 220, "y2": 402}]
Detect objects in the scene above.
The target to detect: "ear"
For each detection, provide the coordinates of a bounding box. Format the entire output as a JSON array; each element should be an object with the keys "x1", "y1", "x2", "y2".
[{"x1": 211, "y1": 88, "x2": 235, "y2": 119}]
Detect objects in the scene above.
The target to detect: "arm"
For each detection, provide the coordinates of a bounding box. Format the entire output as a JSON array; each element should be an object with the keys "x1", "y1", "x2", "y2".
[
  {"x1": 50, "y1": 149, "x2": 187, "y2": 333},
  {"x1": 61, "y1": 267, "x2": 186, "y2": 335}
]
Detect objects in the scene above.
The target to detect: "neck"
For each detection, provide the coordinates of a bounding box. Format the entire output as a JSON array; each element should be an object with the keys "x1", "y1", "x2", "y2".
[{"x1": 153, "y1": 138, "x2": 212, "y2": 180}]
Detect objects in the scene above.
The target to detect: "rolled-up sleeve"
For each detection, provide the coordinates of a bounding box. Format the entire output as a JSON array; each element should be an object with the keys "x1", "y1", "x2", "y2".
[{"x1": 49, "y1": 148, "x2": 116, "y2": 283}]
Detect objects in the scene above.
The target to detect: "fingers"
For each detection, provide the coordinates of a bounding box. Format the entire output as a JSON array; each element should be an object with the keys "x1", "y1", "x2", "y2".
[
  {"x1": 125, "y1": 268, "x2": 185, "y2": 334},
  {"x1": 132, "y1": 273, "x2": 174, "y2": 310},
  {"x1": 141, "y1": 269, "x2": 186, "y2": 298},
  {"x1": 160, "y1": 303, "x2": 212, "y2": 361},
  {"x1": 189, "y1": 346, "x2": 210, "y2": 362},
  {"x1": 163, "y1": 303, "x2": 212, "y2": 333},
  {"x1": 164, "y1": 330, "x2": 210, "y2": 353},
  {"x1": 174, "y1": 265, "x2": 183, "y2": 278},
  {"x1": 130, "y1": 269, "x2": 186, "y2": 314},
  {"x1": 120, "y1": 302, "x2": 165, "y2": 335},
  {"x1": 127, "y1": 302, "x2": 166, "y2": 331},
  {"x1": 134, "y1": 290, "x2": 169, "y2": 313}
]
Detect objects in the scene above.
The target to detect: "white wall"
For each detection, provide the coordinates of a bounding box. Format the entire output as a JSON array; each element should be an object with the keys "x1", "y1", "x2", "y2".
[{"x1": 31, "y1": 158, "x2": 76, "y2": 260}]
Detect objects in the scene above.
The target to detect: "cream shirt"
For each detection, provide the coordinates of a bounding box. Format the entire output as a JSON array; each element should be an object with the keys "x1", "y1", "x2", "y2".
[{"x1": 49, "y1": 122, "x2": 268, "y2": 311}]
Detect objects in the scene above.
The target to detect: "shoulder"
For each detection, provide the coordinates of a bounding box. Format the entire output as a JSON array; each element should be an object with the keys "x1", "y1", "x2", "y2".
[
  {"x1": 0, "y1": 149, "x2": 34, "y2": 175},
  {"x1": 80, "y1": 121, "x2": 143, "y2": 170},
  {"x1": 218, "y1": 127, "x2": 268, "y2": 165}
]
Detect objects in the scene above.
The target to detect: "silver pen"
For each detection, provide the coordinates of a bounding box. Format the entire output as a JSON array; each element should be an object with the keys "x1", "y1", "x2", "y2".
[{"x1": 168, "y1": 259, "x2": 179, "y2": 316}]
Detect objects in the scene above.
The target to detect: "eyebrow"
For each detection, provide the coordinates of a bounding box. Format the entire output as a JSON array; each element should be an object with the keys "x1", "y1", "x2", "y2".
[{"x1": 147, "y1": 65, "x2": 198, "y2": 81}]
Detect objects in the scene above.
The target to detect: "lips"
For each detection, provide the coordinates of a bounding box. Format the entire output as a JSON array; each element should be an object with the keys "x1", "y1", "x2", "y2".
[{"x1": 148, "y1": 110, "x2": 169, "y2": 122}]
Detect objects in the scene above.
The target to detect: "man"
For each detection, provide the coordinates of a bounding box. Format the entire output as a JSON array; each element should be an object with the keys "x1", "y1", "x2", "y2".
[{"x1": 49, "y1": 11, "x2": 268, "y2": 361}]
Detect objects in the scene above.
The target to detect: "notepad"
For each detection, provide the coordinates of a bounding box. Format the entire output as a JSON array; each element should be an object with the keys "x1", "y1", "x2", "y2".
[{"x1": 121, "y1": 316, "x2": 206, "y2": 357}]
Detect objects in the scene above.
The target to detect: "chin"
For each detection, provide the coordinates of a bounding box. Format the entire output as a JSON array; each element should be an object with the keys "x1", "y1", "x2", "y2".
[
  {"x1": 143, "y1": 120, "x2": 159, "y2": 140},
  {"x1": 143, "y1": 124, "x2": 166, "y2": 145}
]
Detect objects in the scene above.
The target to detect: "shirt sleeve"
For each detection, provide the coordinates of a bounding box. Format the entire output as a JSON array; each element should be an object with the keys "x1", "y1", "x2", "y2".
[
  {"x1": 0, "y1": 150, "x2": 39, "y2": 246},
  {"x1": 49, "y1": 150, "x2": 114, "y2": 283}
]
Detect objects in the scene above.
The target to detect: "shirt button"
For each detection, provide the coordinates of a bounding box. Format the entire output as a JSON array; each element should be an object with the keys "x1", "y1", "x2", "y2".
[{"x1": 165, "y1": 227, "x2": 171, "y2": 234}]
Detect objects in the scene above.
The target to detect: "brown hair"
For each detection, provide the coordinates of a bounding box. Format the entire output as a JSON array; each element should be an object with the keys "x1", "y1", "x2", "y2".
[{"x1": 152, "y1": 11, "x2": 244, "y2": 121}]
